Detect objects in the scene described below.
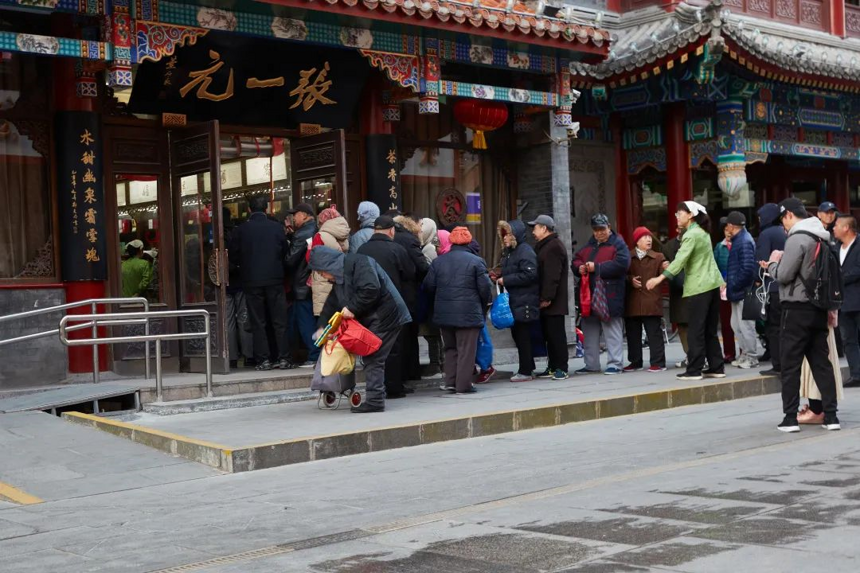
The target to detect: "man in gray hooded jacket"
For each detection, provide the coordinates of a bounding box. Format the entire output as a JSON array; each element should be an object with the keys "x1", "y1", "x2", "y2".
[
  {"x1": 310, "y1": 247, "x2": 411, "y2": 413},
  {"x1": 766, "y1": 197, "x2": 839, "y2": 433}
]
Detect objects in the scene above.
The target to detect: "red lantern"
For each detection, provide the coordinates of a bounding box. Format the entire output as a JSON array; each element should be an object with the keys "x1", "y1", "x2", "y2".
[{"x1": 453, "y1": 99, "x2": 509, "y2": 150}]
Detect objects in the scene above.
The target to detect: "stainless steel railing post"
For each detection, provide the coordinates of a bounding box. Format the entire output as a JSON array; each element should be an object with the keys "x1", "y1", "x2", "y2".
[
  {"x1": 144, "y1": 306, "x2": 151, "y2": 381},
  {"x1": 91, "y1": 301, "x2": 99, "y2": 385},
  {"x1": 155, "y1": 338, "x2": 163, "y2": 402},
  {"x1": 204, "y1": 319, "x2": 213, "y2": 398}
]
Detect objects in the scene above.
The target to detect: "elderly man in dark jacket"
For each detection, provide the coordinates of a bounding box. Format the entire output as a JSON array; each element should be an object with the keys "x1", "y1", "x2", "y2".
[
  {"x1": 229, "y1": 195, "x2": 291, "y2": 371},
  {"x1": 724, "y1": 211, "x2": 760, "y2": 369},
  {"x1": 529, "y1": 215, "x2": 570, "y2": 380},
  {"x1": 358, "y1": 215, "x2": 417, "y2": 398},
  {"x1": 423, "y1": 226, "x2": 492, "y2": 394},
  {"x1": 285, "y1": 203, "x2": 319, "y2": 366},
  {"x1": 389, "y1": 213, "x2": 429, "y2": 381},
  {"x1": 835, "y1": 215, "x2": 860, "y2": 387},
  {"x1": 495, "y1": 220, "x2": 540, "y2": 382},
  {"x1": 756, "y1": 203, "x2": 787, "y2": 376},
  {"x1": 572, "y1": 214, "x2": 631, "y2": 376},
  {"x1": 311, "y1": 247, "x2": 411, "y2": 413}
]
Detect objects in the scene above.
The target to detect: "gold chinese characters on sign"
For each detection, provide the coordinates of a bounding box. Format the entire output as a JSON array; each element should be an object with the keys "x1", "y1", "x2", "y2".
[
  {"x1": 179, "y1": 50, "x2": 235, "y2": 102},
  {"x1": 387, "y1": 148, "x2": 398, "y2": 210},
  {"x1": 79, "y1": 128, "x2": 100, "y2": 263},
  {"x1": 289, "y1": 62, "x2": 336, "y2": 111}
]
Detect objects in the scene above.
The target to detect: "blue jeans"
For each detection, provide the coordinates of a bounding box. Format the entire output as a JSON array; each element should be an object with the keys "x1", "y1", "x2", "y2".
[{"x1": 291, "y1": 299, "x2": 320, "y2": 362}]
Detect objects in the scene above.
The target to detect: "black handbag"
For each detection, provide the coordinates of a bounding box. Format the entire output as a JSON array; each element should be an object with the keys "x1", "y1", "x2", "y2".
[{"x1": 742, "y1": 288, "x2": 764, "y2": 321}]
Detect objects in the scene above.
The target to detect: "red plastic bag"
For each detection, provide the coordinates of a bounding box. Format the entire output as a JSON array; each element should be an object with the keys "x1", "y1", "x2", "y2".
[
  {"x1": 580, "y1": 275, "x2": 592, "y2": 318},
  {"x1": 336, "y1": 319, "x2": 382, "y2": 357}
]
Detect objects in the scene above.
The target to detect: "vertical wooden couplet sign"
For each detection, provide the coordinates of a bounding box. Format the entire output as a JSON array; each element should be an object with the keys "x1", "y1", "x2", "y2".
[
  {"x1": 55, "y1": 111, "x2": 107, "y2": 281},
  {"x1": 365, "y1": 134, "x2": 402, "y2": 214}
]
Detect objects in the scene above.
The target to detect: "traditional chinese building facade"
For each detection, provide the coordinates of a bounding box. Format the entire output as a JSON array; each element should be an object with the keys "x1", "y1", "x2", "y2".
[
  {"x1": 570, "y1": 0, "x2": 860, "y2": 242},
  {"x1": 0, "y1": 0, "x2": 608, "y2": 385}
]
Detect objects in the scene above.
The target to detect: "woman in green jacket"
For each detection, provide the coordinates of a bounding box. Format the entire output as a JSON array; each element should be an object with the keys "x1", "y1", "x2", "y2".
[{"x1": 647, "y1": 201, "x2": 726, "y2": 380}]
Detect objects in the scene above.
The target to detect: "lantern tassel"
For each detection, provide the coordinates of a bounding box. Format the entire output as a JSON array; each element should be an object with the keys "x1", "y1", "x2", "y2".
[{"x1": 472, "y1": 130, "x2": 487, "y2": 150}]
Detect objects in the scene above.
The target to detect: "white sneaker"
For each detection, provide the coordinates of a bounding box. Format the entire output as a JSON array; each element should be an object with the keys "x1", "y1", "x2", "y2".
[
  {"x1": 510, "y1": 373, "x2": 535, "y2": 383},
  {"x1": 675, "y1": 359, "x2": 688, "y2": 369},
  {"x1": 731, "y1": 358, "x2": 742, "y2": 367},
  {"x1": 737, "y1": 355, "x2": 759, "y2": 369}
]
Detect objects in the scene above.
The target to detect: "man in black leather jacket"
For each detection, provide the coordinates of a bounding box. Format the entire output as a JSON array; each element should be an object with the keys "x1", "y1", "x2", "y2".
[{"x1": 285, "y1": 203, "x2": 319, "y2": 366}]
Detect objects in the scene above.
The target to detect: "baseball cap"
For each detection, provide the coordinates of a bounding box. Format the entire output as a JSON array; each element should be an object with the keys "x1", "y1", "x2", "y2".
[
  {"x1": 527, "y1": 214, "x2": 556, "y2": 229},
  {"x1": 818, "y1": 201, "x2": 837, "y2": 213},
  {"x1": 287, "y1": 203, "x2": 315, "y2": 217},
  {"x1": 590, "y1": 213, "x2": 610, "y2": 228},
  {"x1": 726, "y1": 211, "x2": 746, "y2": 226},
  {"x1": 373, "y1": 215, "x2": 396, "y2": 230},
  {"x1": 778, "y1": 197, "x2": 807, "y2": 220}
]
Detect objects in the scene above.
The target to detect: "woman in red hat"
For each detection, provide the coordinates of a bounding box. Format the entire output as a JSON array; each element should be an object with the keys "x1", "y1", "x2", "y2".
[{"x1": 625, "y1": 226, "x2": 667, "y2": 372}]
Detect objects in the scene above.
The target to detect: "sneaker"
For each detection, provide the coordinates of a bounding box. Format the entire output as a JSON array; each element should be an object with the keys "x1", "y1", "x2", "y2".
[
  {"x1": 604, "y1": 367, "x2": 622, "y2": 375},
  {"x1": 760, "y1": 368, "x2": 780, "y2": 376},
  {"x1": 731, "y1": 358, "x2": 742, "y2": 367},
  {"x1": 822, "y1": 414, "x2": 841, "y2": 431},
  {"x1": 278, "y1": 359, "x2": 297, "y2": 370},
  {"x1": 510, "y1": 373, "x2": 535, "y2": 383},
  {"x1": 535, "y1": 368, "x2": 553, "y2": 379},
  {"x1": 439, "y1": 384, "x2": 455, "y2": 392},
  {"x1": 552, "y1": 370, "x2": 569, "y2": 380},
  {"x1": 738, "y1": 356, "x2": 759, "y2": 369},
  {"x1": 476, "y1": 366, "x2": 496, "y2": 384},
  {"x1": 778, "y1": 415, "x2": 800, "y2": 433},
  {"x1": 298, "y1": 360, "x2": 315, "y2": 368},
  {"x1": 703, "y1": 370, "x2": 726, "y2": 379},
  {"x1": 676, "y1": 373, "x2": 703, "y2": 381},
  {"x1": 623, "y1": 364, "x2": 643, "y2": 372},
  {"x1": 351, "y1": 403, "x2": 384, "y2": 413},
  {"x1": 255, "y1": 360, "x2": 274, "y2": 371},
  {"x1": 797, "y1": 406, "x2": 824, "y2": 425},
  {"x1": 647, "y1": 365, "x2": 667, "y2": 373},
  {"x1": 575, "y1": 367, "x2": 600, "y2": 375},
  {"x1": 674, "y1": 359, "x2": 688, "y2": 369}
]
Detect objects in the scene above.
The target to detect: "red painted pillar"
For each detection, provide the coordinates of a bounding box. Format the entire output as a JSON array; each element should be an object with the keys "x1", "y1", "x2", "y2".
[
  {"x1": 53, "y1": 56, "x2": 108, "y2": 374},
  {"x1": 832, "y1": 161, "x2": 850, "y2": 213},
  {"x1": 359, "y1": 73, "x2": 392, "y2": 136},
  {"x1": 663, "y1": 102, "x2": 692, "y2": 238},
  {"x1": 832, "y1": 0, "x2": 846, "y2": 37},
  {"x1": 610, "y1": 115, "x2": 632, "y2": 240}
]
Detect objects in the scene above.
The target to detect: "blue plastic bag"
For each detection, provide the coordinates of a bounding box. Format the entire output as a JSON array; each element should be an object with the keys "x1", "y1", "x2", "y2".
[
  {"x1": 476, "y1": 324, "x2": 493, "y2": 371},
  {"x1": 490, "y1": 285, "x2": 515, "y2": 330}
]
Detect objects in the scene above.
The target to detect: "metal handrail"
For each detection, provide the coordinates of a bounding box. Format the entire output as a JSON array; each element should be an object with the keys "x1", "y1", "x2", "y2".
[
  {"x1": 0, "y1": 297, "x2": 151, "y2": 384},
  {"x1": 59, "y1": 309, "x2": 212, "y2": 402}
]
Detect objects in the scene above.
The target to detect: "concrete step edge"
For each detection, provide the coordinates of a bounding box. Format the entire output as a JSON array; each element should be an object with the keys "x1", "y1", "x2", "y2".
[{"x1": 63, "y1": 372, "x2": 793, "y2": 473}]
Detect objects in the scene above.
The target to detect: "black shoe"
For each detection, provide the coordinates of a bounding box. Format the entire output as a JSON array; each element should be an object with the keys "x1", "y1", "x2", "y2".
[
  {"x1": 244, "y1": 358, "x2": 258, "y2": 368},
  {"x1": 535, "y1": 368, "x2": 553, "y2": 379},
  {"x1": 255, "y1": 360, "x2": 274, "y2": 371},
  {"x1": 702, "y1": 370, "x2": 726, "y2": 379},
  {"x1": 387, "y1": 391, "x2": 408, "y2": 399},
  {"x1": 823, "y1": 414, "x2": 841, "y2": 431},
  {"x1": 760, "y1": 368, "x2": 780, "y2": 376},
  {"x1": 351, "y1": 403, "x2": 384, "y2": 413},
  {"x1": 844, "y1": 378, "x2": 860, "y2": 388},
  {"x1": 278, "y1": 359, "x2": 296, "y2": 370},
  {"x1": 778, "y1": 415, "x2": 800, "y2": 433}
]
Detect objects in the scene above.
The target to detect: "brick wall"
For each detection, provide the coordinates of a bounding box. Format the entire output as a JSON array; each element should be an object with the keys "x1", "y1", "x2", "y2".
[{"x1": 0, "y1": 289, "x2": 68, "y2": 389}]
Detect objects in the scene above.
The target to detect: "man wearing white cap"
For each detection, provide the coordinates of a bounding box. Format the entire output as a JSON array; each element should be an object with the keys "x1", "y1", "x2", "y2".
[{"x1": 121, "y1": 239, "x2": 153, "y2": 298}]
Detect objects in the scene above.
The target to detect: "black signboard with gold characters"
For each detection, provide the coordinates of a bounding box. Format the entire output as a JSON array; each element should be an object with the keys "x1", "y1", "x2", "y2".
[
  {"x1": 129, "y1": 32, "x2": 369, "y2": 128},
  {"x1": 366, "y1": 134, "x2": 402, "y2": 214},
  {"x1": 55, "y1": 112, "x2": 107, "y2": 281}
]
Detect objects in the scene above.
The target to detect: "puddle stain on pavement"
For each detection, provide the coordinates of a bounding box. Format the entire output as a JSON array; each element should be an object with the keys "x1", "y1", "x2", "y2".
[
  {"x1": 659, "y1": 487, "x2": 816, "y2": 506},
  {"x1": 604, "y1": 502, "x2": 763, "y2": 525},
  {"x1": 689, "y1": 517, "x2": 831, "y2": 546},
  {"x1": 515, "y1": 517, "x2": 691, "y2": 546}
]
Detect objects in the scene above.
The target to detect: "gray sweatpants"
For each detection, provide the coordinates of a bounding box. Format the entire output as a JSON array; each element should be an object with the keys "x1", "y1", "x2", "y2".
[
  {"x1": 441, "y1": 327, "x2": 481, "y2": 392},
  {"x1": 582, "y1": 316, "x2": 624, "y2": 371}
]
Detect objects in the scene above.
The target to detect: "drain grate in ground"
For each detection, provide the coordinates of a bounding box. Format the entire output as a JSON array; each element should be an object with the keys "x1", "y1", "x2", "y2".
[
  {"x1": 659, "y1": 487, "x2": 815, "y2": 506},
  {"x1": 609, "y1": 541, "x2": 736, "y2": 568},
  {"x1": 688, "y1": 517, "x2": 831, "y2": 546},
  {"x1": 516, "y1": 517, "x2": 690, "y2": 546},
  {"x1": 606, "y1": 502, "x2": 763, "y2": 525}
]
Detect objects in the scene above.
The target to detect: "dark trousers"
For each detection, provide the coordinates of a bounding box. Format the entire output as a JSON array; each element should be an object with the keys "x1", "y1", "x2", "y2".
[
  {"x1": 626, "y1": 316, "x2": 666, "y2": 368},
  {"x1": 765, "y1": 292, "x2": 782, "y2": 371},
  {"x1": 440, "y1": 327, "x2": 480, "y2": 392},
  {"x1": 290, "y1": 299, "x2": 320, "y2": 362},
  {"x1": 402, "y1": 321, "x2": 421, "y2": 380},
  {"x1": 363, "y1": 327, "x2": 401, "y2": 408},
  {"x1": 511, "y1": 321, "x2": 536, "y2": 376},
  {"x1": 541, "y1": 314, "x2": 568, "y2": 373},
  {"x1": 686, "y1": 288, "x2": 724, "y2": 376},
  {"x1": 384, "y1": 328, "x2": 406, "y2": 395},
  {"x1": 245, "y1": 285, "x2": 289, "y2": 362},
  {"x1": 780, "y1": 304, "x2": 837, "y2": 416},
  {"x1": 840, "y1": 310, "x2": 860, "y2": 381},
  {"x1": 719, "y1": 300, "x2": 736, "y2": 359}
]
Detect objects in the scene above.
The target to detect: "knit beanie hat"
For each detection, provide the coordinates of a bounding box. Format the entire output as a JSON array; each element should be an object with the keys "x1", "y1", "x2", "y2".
[
  {"x1": 450, "y1": 226, "x2": 473, "y2": 245},
  {"x1": 318, "y1": 206, "x2": 341, "y2": 226},
  {"x1": 632, "y1": 226, "x2": 651, "y2": 246}
]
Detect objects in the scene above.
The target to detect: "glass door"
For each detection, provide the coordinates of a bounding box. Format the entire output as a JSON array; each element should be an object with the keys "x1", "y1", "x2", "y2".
[
  {"x1": 290, "y1": 130, "x2": 347, "y2": 216},
  {"x1": 169, "y1": 121, "x2": 230, "y2": 374}
]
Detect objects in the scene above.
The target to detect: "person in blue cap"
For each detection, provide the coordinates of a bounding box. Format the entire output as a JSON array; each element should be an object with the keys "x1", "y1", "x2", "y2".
[{"x1": 817, "y1": 201, "x2": 839, "y2": 255}]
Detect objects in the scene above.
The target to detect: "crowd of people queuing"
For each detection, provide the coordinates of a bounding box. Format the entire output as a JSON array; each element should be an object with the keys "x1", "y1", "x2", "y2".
[{"x1": 220, "y1": 193, "x2": 857, "y2": 426}]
